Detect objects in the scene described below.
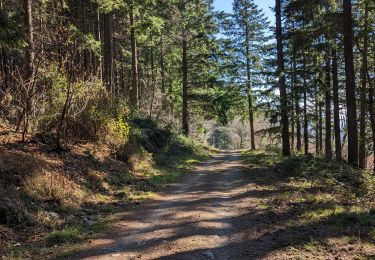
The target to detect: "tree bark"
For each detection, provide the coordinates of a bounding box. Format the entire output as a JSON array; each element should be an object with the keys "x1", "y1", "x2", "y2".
[
  {"x1": 359, "y1": 1, "x2": 369, "y2": 169},
  {"x1": 103, "y1": 12, "x2": 113, "y2": 94},
  {"x1": 81, "y1": 0, "x2": 88, "y2": 73},
  {"x1": 319, "y1": 99, "x2": 323, "y2": 155},
  {"x1": 24, "y1": 0, "x2": 34, "y2": 79},
  {"x1": 275, "y1": 0, "x2": 290, "y2": 156},
  {"x1": 315, "y1": 94, "x2": 320, "y2": 155},
  {"x1": 343, "y1": 0, "x2": 358, "y2": 166},
  {"x1": 22, "y1": 0, "x2": 34, "y2": 142},
  {"x1": 332, "y1": 47, "x2": 342, "y2": 160},
  {"x1": 149, "y1": 48, "x2": 156, "y2": 118},
  {"x1": 303, "y1": 57, "x2": 308, "y2": 155},
  {"x1": 182, "y1": 37, "x2": 189, "y2": 135},
  {"x1": 369, "y1": 55, "x2": 375, "y2": 173},
  {"x1": 130, "y1": 5, "x2": 139, "y2": 110},
  {"x1": 325, "y1": 53, "x2": 332, "y2": 158},
  {"x1": 95, "y1": 7, "x2": 102, "y2": 79},
  {"x1": 160, "y1": 37, "x2": 165, "y2": 94},
  {"x1": 245, "y1": 26, "x2": 256, "y2": 150},
  {"x1": 293, "y1": 47, "x2": 301, "y2": 151}
]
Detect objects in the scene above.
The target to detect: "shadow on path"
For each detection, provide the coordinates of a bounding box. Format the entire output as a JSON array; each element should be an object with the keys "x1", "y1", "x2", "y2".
[{"x1": 71, "y1": 151, "x2": 375, "y2": 260}]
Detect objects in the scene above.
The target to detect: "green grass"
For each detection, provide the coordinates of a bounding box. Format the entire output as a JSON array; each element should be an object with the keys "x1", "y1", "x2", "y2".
[
  {"x1": 47, "y1": 219, "x2": 110, "y2": 246},
  {"x1": 127, "y1": 190, "x2": 155, "y2": 200},
  {"x1": 241, "y1": 150, "x2": 282, "y2": 167},
  {"x1": 47, "y1": 226, "x2": 85, "y2": 245},
  {"x1": 301, "y1": 205, "x2": 344, "y2": 223},
  {"x1": 303, "y1": 238, "x2": 319, "y2": 252}
]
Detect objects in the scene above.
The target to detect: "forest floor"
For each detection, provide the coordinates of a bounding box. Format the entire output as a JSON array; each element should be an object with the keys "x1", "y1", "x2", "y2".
[{"x1": 72, "y1": 151, "x2": 375, "y2": 260}]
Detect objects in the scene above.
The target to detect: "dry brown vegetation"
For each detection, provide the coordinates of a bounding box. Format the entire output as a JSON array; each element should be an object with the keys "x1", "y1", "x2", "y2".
[{"x1": 0, "y1": 122, "x2": 211, "y2": 258}]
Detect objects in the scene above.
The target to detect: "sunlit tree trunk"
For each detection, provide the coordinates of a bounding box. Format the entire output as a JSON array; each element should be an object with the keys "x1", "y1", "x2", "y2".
[
  {"x1": 130, "y1": 5, "x2": 139, "y2": 110},
  {"x1": 275, "y1": 0, "x2": 290, "y2": 156},
  {"x1": 245, "y1": 27, "x2": 256, "y2": 150}
]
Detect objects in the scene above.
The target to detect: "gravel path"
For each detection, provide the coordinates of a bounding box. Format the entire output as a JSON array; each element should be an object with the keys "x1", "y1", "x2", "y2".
[
  {"x1": 74, "y1": 151, "x2": 268, "y2": 259},
  {"x1": 73, "y1": 151, "x2": 375, "y2": 260}
]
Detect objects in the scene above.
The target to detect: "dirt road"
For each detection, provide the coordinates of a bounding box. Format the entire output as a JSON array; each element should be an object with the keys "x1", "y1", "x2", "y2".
[
  {"x1": 73, "y1": 151, "x2": 372, "y2": 259},
  {"x1": 74, "y1": 152, "x2": 261, "y2": 259}
]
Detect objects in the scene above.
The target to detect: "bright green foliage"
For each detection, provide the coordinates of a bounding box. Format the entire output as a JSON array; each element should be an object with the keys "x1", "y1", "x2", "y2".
[{"x1": 105, "y1": 110, "x2": 131, "y2": 152}]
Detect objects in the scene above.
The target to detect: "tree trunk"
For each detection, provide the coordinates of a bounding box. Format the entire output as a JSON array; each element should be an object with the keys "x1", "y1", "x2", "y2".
[
  {"x1": 81, "y1": 0, "x2": 88, "y2": 73},
  {"x1": 275, "y1": 0, "x2": 290, "y2": 156},
  {"x1": 24, "y1": 0, "x2": 34, "y2": 78},
  {"x1": 343, "y1": 0, "x2": 358, "y2": 166},
  {"x1": 291, "y1": 83, "x2": 295, "y2": 152},
  {"x1": 130, "y1": 6, "x2": 139, "y2": 110},
  {"x1": 95, "y1": 7, "x2": 102, "y2": 79},
  {"x1": 303, "y1": 57, "x2": 308, "y2": 155},
  {"x1": 149, "y1": 48, "x2": 156, "y2": 118},
  {"x1": 245, "y1": 27, "x2": 256, "y2": 150},
  {"x1": 359, "y1": 1, "x2": 369, "y2": 169},
  {"x1": 315, "y1": 95, "x2": 320, "y2": 155},
  {"x1": 103, "y1": 12, "x2": 113, "y2": 94},
  {"x1": 319, "y1": 100, "x2": 323, "y2": 155},
  {"x1": 22, "y1": 0, "x2": 34, "y2": 142},
  {"x1": 160, "y1": 37, "x2": 165, "y2": 94},
  {"x1": 325, "y1": 53, "x2": 332, "y2": 158},
  {"x1": 182, "y1": 37, "x2": 189, "y2": 135},
  {"x1": 369, "y1": 52, "x2": 375, "y2": 173},
  {"x1": 332, "y1": 47, "x2": 342, "y2": 160},
  {"x1": 293, "y1": 47, "x2": 301, "y2": 151}
]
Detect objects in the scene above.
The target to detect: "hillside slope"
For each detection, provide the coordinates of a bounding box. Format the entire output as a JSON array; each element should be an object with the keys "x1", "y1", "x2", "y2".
[{"x1": 0, "y1": 119, "x2": 213, "y2": 259}]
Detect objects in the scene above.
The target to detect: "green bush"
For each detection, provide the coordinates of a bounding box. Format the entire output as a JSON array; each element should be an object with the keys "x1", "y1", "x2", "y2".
[
  {"x1": 129, "y1": 118, "x2": 173, "y2": 154},
  {"x1": 104, "y1": 112, "x2": 130, "y2": 153}
]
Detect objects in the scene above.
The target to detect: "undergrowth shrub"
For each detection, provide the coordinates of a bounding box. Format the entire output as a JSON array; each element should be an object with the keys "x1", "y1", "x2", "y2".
[
  {"x1": 277, "y1": 155, "x2": 375, "y2": 196},
  {"x1": 38, "y1": 64, "x2": 104, "y2": 137},
  {"x1": 25, "y1": 171, "x2": 85, "y2": 205},
  {"x1": 47, "y1": 226, "x2": 84, "y2": 245},
  {"x1": 73, "y1": 98, "x2": 130, "y2": 144},
  {"x1": 101, "y1": 109, "x2": 130, "y2": 154},
  {"x1": 117, "y1": 118, "x2": 173, "y2": 162},
  {"x1": 130, "y1": 118, "x2": 173, "y2": 154},
  {"x1": 31, "y1": 64, "x2": 132, "y2": 149}
]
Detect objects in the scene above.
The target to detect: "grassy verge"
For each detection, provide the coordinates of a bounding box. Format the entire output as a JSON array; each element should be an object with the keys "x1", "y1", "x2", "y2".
[{"x1": 241, "y1": 150, "x2": 375, "y2": 258}]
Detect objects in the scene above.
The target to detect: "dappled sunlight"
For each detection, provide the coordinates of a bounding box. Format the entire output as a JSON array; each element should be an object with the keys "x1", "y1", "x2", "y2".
[{"x1": 68, "y1": 151, "x2": 375, "y2": 259}]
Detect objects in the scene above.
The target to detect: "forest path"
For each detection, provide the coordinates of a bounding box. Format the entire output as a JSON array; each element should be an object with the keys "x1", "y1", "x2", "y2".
[{"x1": 73, "y1": 151, "x2": 298, "y2": 259}]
